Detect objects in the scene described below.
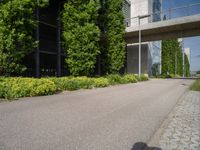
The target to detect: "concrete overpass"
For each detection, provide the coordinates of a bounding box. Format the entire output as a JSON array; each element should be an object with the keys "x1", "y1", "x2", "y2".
[{"x1": 125, "y1": 14, "x2": 200, "y2": 44}]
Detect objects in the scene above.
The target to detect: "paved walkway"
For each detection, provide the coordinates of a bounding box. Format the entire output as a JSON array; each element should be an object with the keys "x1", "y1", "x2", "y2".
[
  {"x1": 149, "y1": 91, "x2": 200, "y2": 150},
  {"x1": 0, "y1": 79, "x2": 194, "y2": 150}
]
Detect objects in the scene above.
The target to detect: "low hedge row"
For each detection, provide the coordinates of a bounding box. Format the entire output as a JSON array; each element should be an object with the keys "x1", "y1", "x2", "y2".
[
  {"x1": 0, "y1": 78, "x2": 57, "y2": 100},
  {"x1": 0, "y1": 74, "x2": 148, "y2": 100}
]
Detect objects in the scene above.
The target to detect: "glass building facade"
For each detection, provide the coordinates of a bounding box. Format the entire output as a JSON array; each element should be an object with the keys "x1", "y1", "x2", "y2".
[
  {"x1": 123, "y1": 0, "x2": 131, "y2": 27},
  {"x1": 152, "y1": 0, "x2": 162, "y2": 22},
  {"x1": 126, "y1": 0, "x2": 162, "y2": 76},
  {"x1": 149, "y1": 0, "x2": 162, "y2": 76}
]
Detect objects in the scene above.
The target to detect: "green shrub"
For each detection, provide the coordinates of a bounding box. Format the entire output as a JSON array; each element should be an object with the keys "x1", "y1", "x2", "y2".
[
  {"x1": 30, "y1": 79, "x2": 57, "y2": 96},
  {"x1": 140, "y1": 74, "x2": 149, "y2": 81},
  {"x1": 75, "y1": 77, "x2": 94, "y2": 89},
  {"x1": 50, "y1": 77, "x2": 94, "y2": 91},
  {"x1": 160, "y1": 74, "x2": 175, "y2": 78},
  {"x1": 122, "y1": 74, "x2": 138, "y2": 83},
  {"x1": 190, "y1": 80, "x2": 200, "y2": 91},
  {"x1": 134, "y1": 74, "x2": 149, "y2": 81},
  {"x1": 0, "y1": 74, "x2": 149, "y2": 100},
  {"x1": 49, "y1": 77, "x2": 70, "y2": 91},
  {"x1": 106, "y1": 74, "x2": 124, "y2": 85},
  {"x1": 0, "y1": 78, "x2": 6, "y2": 98},
  {"x1": 0, "y1": 78, "x2": 57, "y2": 100},
  {"x1": 93, "y1": 78, "x2": 109, "y2": 87},
  {"x1": 62, "y1": 78, "x2": 81, "y2": 91}
]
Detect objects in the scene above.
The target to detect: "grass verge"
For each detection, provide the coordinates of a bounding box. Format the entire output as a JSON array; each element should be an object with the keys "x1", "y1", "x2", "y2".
[{"x1": 190, "y1": 80, "x2": 200, "y2": 91}]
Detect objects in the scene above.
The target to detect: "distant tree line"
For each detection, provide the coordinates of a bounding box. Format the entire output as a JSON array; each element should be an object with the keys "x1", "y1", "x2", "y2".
[{"x1": 161, "y1": 39, "x2": 190, "y2": 77}]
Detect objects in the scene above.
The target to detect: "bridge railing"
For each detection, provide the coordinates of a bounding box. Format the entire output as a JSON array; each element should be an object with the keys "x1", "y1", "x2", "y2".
[{"x1": 125, "y1": 2, "x2": 200, "y2": 27}]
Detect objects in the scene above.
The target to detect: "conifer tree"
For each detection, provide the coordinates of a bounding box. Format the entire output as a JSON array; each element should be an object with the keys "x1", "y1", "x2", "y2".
[
  {"x1": 100, "y1": 0, "x2": 126, "y2": 74},
  {"x1": 0, "y1": 0, "x2": 47, "y2": 76},
  {"x1": 62, "y1": 0, "x2": 101, "y2": 76},
  {"x1": 184, "y1": 54, "x2": 190, "y2": 77},
  {"x1": 161, "y1": 39, "x2": 183, "y2": 76}
]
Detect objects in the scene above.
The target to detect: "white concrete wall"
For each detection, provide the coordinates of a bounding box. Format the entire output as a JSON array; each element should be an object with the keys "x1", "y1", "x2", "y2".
[
  {"x1": 130, "y1": 0, "x2": 149, "y2": 26},
  {"x1": 127, "y1": 0, "x2": 162, "y2": 76}
]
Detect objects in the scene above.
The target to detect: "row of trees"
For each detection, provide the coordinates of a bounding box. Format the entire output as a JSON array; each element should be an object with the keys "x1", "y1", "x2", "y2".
[
  {"x1": 62, "y1": 0, "x2": 125, "y2": 76},
  {"x1": 0, "y1": 1, "x2": 191, "y2": 77},
  {"x1": 161, "y1": 39, "x2": 190, "y2": 77},
  {"x1": 0, "y1": 0, "x2": 126, "y2": 76},
  {"x1": 0, "y1": 0, "x2": 48, "y2": 76}
]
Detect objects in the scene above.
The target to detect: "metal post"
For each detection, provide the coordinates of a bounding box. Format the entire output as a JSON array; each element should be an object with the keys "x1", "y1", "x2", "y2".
[
  {"x1": 160, "y1": 0, "x2": 163, "y2": 75},
  {"x1": 138, "y1": 17, "x2": 141, "y2": 78},
  {"x1": 36, "y1": 6, "x2": 40, "y2": 78},
  {"x1": 137, "y1": 14, "x2": 150, "y2": 78}
]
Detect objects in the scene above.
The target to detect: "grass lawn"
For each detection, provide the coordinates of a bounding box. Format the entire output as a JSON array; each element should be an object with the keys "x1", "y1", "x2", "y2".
[{"x1": 190, "y1": 80, "x2": 200, "y2": 91}]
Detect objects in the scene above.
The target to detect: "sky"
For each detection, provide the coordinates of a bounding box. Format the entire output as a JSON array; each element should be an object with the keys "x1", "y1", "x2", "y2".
[{"x1": 162, "y1": 0, "x2": 200, "y2": 72}]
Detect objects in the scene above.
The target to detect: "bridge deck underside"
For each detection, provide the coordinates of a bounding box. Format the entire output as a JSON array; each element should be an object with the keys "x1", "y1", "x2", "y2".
[{"x1": 125, "y1": 14, "x2": 200, "y2": 43}]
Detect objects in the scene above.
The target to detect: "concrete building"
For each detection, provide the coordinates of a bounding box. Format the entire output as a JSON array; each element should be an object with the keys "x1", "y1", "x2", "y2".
[
  {"x1": 123, "y1": 0, "x2": 131, "y2": 27},
  {"x1": 126, "y1": 0, "x2": 162, "y2": 76}
]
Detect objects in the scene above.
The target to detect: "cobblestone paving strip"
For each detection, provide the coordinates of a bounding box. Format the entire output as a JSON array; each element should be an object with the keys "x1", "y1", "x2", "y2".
[{"x1": 150, "y1": 91, "x2": 200, "y2": 150}]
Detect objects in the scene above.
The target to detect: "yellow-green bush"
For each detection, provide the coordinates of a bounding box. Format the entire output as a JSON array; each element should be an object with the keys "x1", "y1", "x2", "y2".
[
  {"x1": 123, "y1": 74, "x2": 138, "y2": 83},
  {"x1": 139, "y1": 74, "x2": 149, "y2": 81},
  {"x1": 0, "y1": 78, "x2": 56, "y2": 100},
  {"x1": 49, "y1": 77, "x2": 70, "y2": 91},
  {"x1": 50, "y1": 77, "x2": 94, "y2": 91},
  {"x1": 74, "y1": 77, "x2": 94, "y2": 89},
  {"x1": 93, "y1": 77, "x2": 109, "y2": 87},
  {"x1": 132, "y1": 74, "x2": 149, "y2": 81},
  {"x1": 0, "y1": 74, "x2": 149, "y2": 100},
  {"x1": 106, "y1": 74, "x2": 124, "y2": 85}
]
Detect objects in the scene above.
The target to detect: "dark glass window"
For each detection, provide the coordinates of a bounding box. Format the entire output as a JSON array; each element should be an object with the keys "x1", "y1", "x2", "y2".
[{"x1": 153, "y1": 0, "x2": 161, "y2": 22}]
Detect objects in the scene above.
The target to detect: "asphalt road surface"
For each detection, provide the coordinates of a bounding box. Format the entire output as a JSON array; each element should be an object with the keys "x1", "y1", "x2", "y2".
[{"x1": 0, "y1": 79, "x2": 193, "y2": 150}]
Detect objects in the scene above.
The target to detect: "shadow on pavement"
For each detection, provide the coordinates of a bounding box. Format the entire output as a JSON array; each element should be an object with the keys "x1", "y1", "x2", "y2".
[{"x1": 131, "y1": 142, "x2": 162, "y2": 150}]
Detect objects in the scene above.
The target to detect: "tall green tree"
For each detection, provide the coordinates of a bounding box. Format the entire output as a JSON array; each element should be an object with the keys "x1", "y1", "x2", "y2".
[
  {"x1": 0, "y1": 0, "x2": 47, "y2": 76},
  {"x1": 99, "y1": 0, "x2": 126, "y2": 74},
  {"x1": 62, "y1": 0, "x2": 101, "y2": 76},
  {"x1": 161, "y1": 39, "x2": 183, "y2": 76},
  {"x1": 161, "y1": 40, "x2": 172, "y2": 75},
  {"x1": 184, "y1": 54, "x2": 190, "y2": 77}
]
